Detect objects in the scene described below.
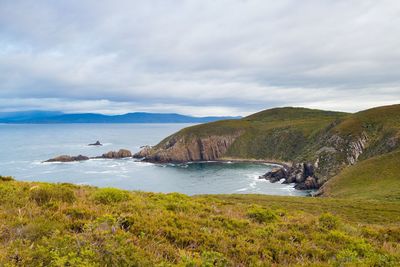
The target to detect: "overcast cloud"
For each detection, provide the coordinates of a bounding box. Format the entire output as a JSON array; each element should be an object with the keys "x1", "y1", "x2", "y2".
[{"x1": 0, "y1": 0, "x2": 399, "y2": 116}]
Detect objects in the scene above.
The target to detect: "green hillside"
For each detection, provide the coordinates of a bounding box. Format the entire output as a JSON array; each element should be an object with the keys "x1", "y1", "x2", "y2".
[
  {"x1": 0, "y1": 178, "x2": 399, "y2": 266},
  {"x1": 1, "y1": 105, "x2": 400, "y2": 265},
  {"x1": 225, "y1": 107, "x2": 346, "y2": 162},
  {"x1": 321, "y1": 149, "x2": 400, "y2": 201},
  {"x1": 138, "y1": 104, "x2": 400, "y2": 190},
  {"x1": 151, "y1": 107, "x2": 348, "y2": 162}
]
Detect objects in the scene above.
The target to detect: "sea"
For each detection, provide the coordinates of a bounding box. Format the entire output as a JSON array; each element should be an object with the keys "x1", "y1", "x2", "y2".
[{"x1": 0, "y1": 123, "x2": 308, "y2": 196}]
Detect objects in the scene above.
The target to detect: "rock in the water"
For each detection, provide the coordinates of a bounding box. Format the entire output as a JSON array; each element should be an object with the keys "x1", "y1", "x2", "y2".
[
  {"x1": 260, "y1": 162, "x2": 320, "y2": 190},
  {"x1": 101, "y1": 149, "x2": 132, "y2": 159},
  {"x1": 295, "y1": 176, "x2": 319, "y2": 190},
  {"x1": 259, "y1": 167, "x2": 288, "y2": 183},
  {"x1": 133, "y1": 146, "x2": 153, "y2": 159},
  {"x1": 45, "y1": 155, "x2": 89, "y2": 162},
  {"x1": 89, "y1": 141, "x2": 102, "y2": 146}
]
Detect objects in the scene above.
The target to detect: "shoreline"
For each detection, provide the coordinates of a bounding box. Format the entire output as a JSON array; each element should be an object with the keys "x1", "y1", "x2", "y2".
[{"x1": 140, "y1": 157, "x2": 291, "y2": 168}]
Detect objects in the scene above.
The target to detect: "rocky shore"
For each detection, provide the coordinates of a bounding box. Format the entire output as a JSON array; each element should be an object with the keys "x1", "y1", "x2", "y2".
[{"x1": 259, "y1": 163, "x2": 319, "y2": 190}]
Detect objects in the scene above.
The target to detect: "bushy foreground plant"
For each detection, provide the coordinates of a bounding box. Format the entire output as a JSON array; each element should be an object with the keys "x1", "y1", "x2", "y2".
[
  {"x1": 0, "y1": 175, "x2": 14, "y2": 181},
  {"x1": 0, "y1": 181, "x2": 399, "y2": 266},
  {"x1": 29, "y1": 184, "x2": 76, "y2": 205},
  {"x1": 92, "y1": 187, "x2": 129, "y2": 204}
]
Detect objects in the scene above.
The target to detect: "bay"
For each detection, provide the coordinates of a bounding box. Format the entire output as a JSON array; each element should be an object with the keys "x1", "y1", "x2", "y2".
[{"x1": 0, "y1": 124, "x2": 307, "y2": 196}]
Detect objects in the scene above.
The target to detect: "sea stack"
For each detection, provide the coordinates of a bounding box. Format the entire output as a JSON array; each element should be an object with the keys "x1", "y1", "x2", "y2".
[{"x1": 89, "y1": 141, "x2": 102, "y2": 146}]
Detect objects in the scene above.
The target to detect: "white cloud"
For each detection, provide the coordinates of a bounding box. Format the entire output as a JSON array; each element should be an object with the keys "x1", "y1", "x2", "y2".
[{"x1": 0, "y1": 0, "x2": 399, "y2": 115}]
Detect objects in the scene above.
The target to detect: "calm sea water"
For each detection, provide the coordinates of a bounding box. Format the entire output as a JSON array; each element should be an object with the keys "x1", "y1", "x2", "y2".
[{"x1": 0, "y1": 124, "x2": 307, "y2": 196}]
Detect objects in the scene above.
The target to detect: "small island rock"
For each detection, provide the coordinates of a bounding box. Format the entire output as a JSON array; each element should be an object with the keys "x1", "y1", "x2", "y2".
[
  {"x1": 89, "y1": 141, "x2": 102, "y2": 146},
  {"x1": 101, "y1": 149, "x2": 132, "y2": 159},
  {"x1": 45, "y1": 155, "x2": 89, "y2": 162}
]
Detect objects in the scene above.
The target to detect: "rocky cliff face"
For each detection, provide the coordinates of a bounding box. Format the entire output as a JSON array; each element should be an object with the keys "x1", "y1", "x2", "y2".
[
  {"x1": 312, "y1": 131, "x2": 369, "y2": 183},
  {"x1": 134, "y1": 132, "x2": 242, "y2": 162},
  {"x1": 260, "y1": 163, "x2": 319, "y2": 190},
  {"x1": 259, "y1": 132, "x2": 371, "y2": 190}
]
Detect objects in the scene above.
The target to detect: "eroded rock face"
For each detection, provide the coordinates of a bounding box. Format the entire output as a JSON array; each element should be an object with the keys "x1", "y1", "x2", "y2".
[
  {"x1": 134, "y1": 133, "x2": 242, "y2": 162},
  {"x1": 311, "y1": 131, "x2": 369, "y2": 184},
  {"x1": 346, "y1": 132, "x2": 368, "y2": 165},
  {"x1": 134, "y1": 146, "x2": 153, "y2": 159},
  {"x1": 101, "y1": 149, "x2": 132, "y2": 159},
  {"x1": 45, "y1": 155, "x2": 89, "y2": 162},
  {"x1": 259, "y1": 167, "x2": 288, "y2": 183},
  {"x1": 297, "y1": 176, "x2": 319, "y2": 190}
]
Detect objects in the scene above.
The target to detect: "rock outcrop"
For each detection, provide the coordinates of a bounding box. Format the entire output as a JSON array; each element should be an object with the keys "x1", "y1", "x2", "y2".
[
  {"x1": 88, "y1": 141, "x2": 102, "y2": 146},
  {"x1": 44, "y1": 149, "x2": 132, "y2": 162},
  {"x1": 134, "y1": 133, "x2": 242, "y2": 162},
  {"x1": 259, "y1": 162, "x2": 319, "y2": 190},
  {"x1": 100, "y1": 149, "x2": 132, "y2": 159},
  {"x1": 45, "y1": 155, "x2": 89, "y2": 162}
]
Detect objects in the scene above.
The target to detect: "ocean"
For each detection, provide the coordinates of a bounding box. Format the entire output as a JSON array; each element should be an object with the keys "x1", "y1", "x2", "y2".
[{"x1": 0, "y1": 123, "x2": 308, "y2": 196}]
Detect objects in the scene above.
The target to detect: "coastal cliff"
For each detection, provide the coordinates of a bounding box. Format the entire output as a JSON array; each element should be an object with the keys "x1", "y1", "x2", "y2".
[
  {"x1": 134, "y1": 105, "x2": 400, "y2": 191},
  {"x1": 134, "y1": 132, "x2": 242, "y2": 162}
]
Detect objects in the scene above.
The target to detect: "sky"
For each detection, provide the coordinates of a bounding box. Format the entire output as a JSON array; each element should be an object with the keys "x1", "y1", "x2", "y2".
[{"x1": 0, "y1": 0, "x2": 400, "y2": 116}]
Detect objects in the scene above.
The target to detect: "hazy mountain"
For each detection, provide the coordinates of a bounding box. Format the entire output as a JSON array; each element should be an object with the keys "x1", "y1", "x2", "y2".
[{"x1": 0, "y1": 111, "x2": 240, "y2": 124}]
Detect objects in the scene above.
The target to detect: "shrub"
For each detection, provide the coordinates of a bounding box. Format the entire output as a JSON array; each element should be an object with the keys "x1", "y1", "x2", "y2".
[
  {"x1": 118, "y1": 216, "x2": 135, "y2": 231},
  {"x1": 20, "y1": 218, "x2": 62, "y2": 241},
  {"x1": 29, "y1": 185, "x2": 76, "y2": 205},
  {"x1": 65, "y1": 208, "x2": 92, "y2": 220},
  {"x1": 319, "y1": 213, "x2": 340, "y2": 230},
  {"x1": 92, "y1": 188, "x2": 129, "y2": 204},
  {"x1": 0, "y1": 176, "x2": 14, "y2": 181},
  {"x1": 201, "y1": 251, "x2": 229, "y2": 267},
  {"x1": 336, "y1": 249, "x2": 359, "y2": 265},
  {"x1": 247, "y1": 206, "x2": 278, "y2": 224}
]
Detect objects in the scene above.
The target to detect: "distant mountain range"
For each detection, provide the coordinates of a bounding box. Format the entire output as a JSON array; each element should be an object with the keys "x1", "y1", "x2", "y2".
[{"x1": 0, "y1": 111, "x2": 241, "y2": 124}]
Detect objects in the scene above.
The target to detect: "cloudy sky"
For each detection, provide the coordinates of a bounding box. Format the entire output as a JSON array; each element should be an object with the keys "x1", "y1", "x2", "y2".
[{"x1": 1, "y1": 0, "x2": 399, "y2": 116}]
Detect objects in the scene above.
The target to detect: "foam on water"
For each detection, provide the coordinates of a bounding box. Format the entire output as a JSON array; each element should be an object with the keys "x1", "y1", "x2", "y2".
[{"x1": 0, "y1": 123, "x2": 308, "y2": 196}]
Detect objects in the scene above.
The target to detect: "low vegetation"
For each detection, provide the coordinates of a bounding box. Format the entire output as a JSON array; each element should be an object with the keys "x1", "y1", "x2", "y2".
[
  {"x1": 0, "y1": 179, "x2": 399, "y2": 266},
  {"x1": 1, "y1": 105, "x2": 399, "y2": 265},
  {"x1": 321, "y1": 149, "x2": 400, "y2": 201}
]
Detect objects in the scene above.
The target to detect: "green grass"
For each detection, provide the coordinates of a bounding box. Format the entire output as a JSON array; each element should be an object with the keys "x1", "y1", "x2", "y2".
[
  {"x1": 322, "y1": 149, "x2": 400, "y2": 201},
  {"x1": 0, "y1": 179, "x2": 399, "y2": 266},
  {"x1": 334, "y1": 104, "x2": 400, "y2": 136},
  {"x1": 245, "y1": 106, "x2": 347, "y2": 122},
  {"x1": 158, "y1": 107, "x2": 347, "y2": 162},
  {"x1": 155, "y1": 105, "x2": 400, "y2": 162},
  {"x1": 146, "y1": 104, "x2": 400, "y2": 189},
  {"x1": 2, "y1": 105, "x2": 399, "y2": 265}
]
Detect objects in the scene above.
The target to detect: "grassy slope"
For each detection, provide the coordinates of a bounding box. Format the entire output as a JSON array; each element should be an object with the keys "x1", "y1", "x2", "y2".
[
  {"x1": 322, "y1": 149, "x2": 400, "y2": 201},
  {"x1": 0, "y1": 179, "x2": 399, "y2": 266},
  {"x1": 334, "y1": 104, "x2": 400, "y2": 160},
  {"x1": 153, "y1": 104, "x2": 400, "y2": 190},
  {"x1": 334, "y1": 104, "x2": 400, "y2": 136},
  {"x1": 160, "y1": 107, "x2": 347, "y2": 162},
  {"x1": 319, "y1": 105, "x2": 400, "y2": 200},
  {"x1": 158, "y1": 105, "x2": 400, "y2": 162},
  {"x1": 226, "y1": 108, "x2": 346, "y2": 161}
]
